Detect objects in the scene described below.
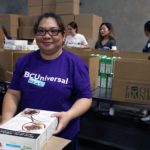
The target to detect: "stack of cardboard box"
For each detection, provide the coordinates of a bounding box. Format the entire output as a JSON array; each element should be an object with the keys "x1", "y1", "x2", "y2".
[
  {"x1": 0, "y1": 50, "x2": 31, "y2": 82},
  {"x1": 42, "y1": 0, "x2": 56, "y2": 14},
  {"x1": 75, "y1": 14, "x2": 102, "y2": 40},
  {"x1": 0, "y1": 14, "x2": 19, "y2": 39},
  {"x1": 18, "y1": 15, "x2": 38, "y2": 39},
  {"x1": 28, "y1": 0, "x2": 56, "y2": 16},
  {"x1": 56, "y1": 0, "x2": 80, "y2": 15},
  {"x1": 28, "y1": 0, "x2": 43, "y2": 16}
]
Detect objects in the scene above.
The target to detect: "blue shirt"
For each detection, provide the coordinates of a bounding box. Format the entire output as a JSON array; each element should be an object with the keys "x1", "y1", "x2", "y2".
[
  {"x1": 9, "y1": 49, "x2": 92, "y2": 140},
  {"x1": 143, "y1": 40, "x2": 150, "y2": 52},
  {"x1": 95, "y1": 39, "x2": 116, "y2": 50}
]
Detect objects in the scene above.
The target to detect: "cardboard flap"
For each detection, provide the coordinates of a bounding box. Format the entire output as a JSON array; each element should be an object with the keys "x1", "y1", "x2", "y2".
[{"x1": 43, "y1": 136, "x2": 71, "y2": 150}]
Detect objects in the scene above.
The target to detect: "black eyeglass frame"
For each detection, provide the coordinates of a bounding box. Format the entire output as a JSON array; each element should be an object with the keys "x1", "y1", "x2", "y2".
[{"x1": 36, "y1": 28, "x2": 62, "y2": 36}]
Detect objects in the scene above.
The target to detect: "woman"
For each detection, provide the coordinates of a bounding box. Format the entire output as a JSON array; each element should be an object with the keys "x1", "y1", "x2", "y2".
[
  {"x1": 143, "y1": 20, "x2": 150, "y2": 52},
  {"x1": 2, "y1": 13, "x2": 92, "y2": 150},
  {"x1": 95, "y1": 22, "x2": 117, "y2": 51},
  {"x1": 65, "y1": 21, "x2": 89, "y2": 48}
]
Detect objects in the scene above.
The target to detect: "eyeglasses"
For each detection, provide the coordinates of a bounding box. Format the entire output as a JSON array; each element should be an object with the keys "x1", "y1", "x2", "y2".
[{"x1": 36, "y1": 28, "x2": 62, "y2": 36}]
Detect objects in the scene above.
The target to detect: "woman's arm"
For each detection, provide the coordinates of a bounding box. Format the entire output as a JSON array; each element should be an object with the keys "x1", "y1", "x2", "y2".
[
  {"x1": 52, "y1": 98, "x2": 92, "y2": 134},
  {"x1": 1, "y1": 89, "x2": 21, "y2": 124}
]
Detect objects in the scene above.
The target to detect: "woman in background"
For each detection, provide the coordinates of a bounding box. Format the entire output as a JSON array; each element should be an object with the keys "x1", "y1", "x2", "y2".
[
  {"x1": 143, "y1": 20, "x2": 150, "y2": 52},
  {"x1": 65, "y1": 21, "x2": 89, "y2": 48},
  {"x1": 95, "y1": 22, "x2": 117, "y2": 51}
]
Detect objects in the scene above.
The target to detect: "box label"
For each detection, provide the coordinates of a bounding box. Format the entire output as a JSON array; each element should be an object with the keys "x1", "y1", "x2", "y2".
[{"x1": 125, "y1": 84, "x2": 150, "y2": 101}]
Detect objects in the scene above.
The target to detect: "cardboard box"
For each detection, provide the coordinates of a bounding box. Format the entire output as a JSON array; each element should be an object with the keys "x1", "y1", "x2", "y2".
[
  {"x1": 0, "y1": 14, "x2": 19, "y2": 27},
  {"x1": 43, "y1": 136, "x2": 70, "y2": 150},
  {"x1": 60, "y1": 15, "x2": 75, "y2": 26},
  {"x1": 28, "y1": 6, "x2": 42, "y2": 16},
  {"x1": 3, "y1": 71, "x2": 13, "y2": 82},
  {"x1": 42, "y1": 5, "x2": 56, "y2": 14},
  {"x1": 0, "y1": 108, "x2": 58, "y2": 150},
  {"x1": 78, "y1": 25, "x2": 99, "y2": 40},
  {"x1": 75, "y1": 14, "x2": 102, "y2": 27},
  {"x1": 87, "y1": 39, "x2": 97, "y2": 49},
  {"x1": 43, "y1": 0, "x2": 56, "y2": 5},
  {"x1": 66, "y1": 47, "x2": 94, "y2": 56},
  {"x1": 113, "y1": 51, "x2": 150, "y2": 60},
  {"x1": 5, "y1": 26, "x2": 18, "y2": 38},
  {"x1": 112, "y1": 79, "x2": 150, "y2": 104},
  {"x1": 112, "y1": 58, "x2": 150, "y2": 104},
  {"x1": 19, "y1": 16, "x2": 38, "y2": 26},
  {"x1": 56, "y1": 2, "x2": 79, "y2": 15},
  {"x1": 56, "y1": 0, "x2": 79, "y2": 3},
  {"x1": 79, "y1": 55, "x2": 99, "y2": 90},
  {"x1": 0, "y1": 50, "x2": 31, "y2": 81},
  {"x1": 18, "y1": 26, "x2": 34, "y2": 39},
  {"x1": 113, "y1": 59, "x2": 150, "y2": 82},
  {"x1": 92, "y1": 49, "x2": 114, "y2": 57},
  {"x1": 28, "y1": 0, "x2": 42, "y2": 6}
]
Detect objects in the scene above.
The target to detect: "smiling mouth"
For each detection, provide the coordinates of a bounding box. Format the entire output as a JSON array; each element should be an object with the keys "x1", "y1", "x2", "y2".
[{"x1": 41, "y1": 41, "x2": 53, "y2": 45}]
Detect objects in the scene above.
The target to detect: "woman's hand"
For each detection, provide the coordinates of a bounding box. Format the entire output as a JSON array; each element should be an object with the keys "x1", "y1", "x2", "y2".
[{"x1": 51, "y1": 111, "x2": 72, "y2": 135}]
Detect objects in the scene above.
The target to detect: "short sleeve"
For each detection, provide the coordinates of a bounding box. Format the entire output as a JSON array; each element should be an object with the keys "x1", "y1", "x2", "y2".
[
  {"x1": 73, "y1": 58, "x2": 92, "y2": 100},
  {"x1": 9, "y1": 59, "x2": 23, "y2": 90},
  {"x1": 81, "y1": 34, "x2": 88, "y2": 45},
  {"x1": 110, "y1": 39, "x2": 116, "y2": 47}
]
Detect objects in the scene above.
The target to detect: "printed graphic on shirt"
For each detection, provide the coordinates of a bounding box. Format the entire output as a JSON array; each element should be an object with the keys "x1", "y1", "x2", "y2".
[{"x1": 24, "y1": 71, "x2": 69, "y2": 86}]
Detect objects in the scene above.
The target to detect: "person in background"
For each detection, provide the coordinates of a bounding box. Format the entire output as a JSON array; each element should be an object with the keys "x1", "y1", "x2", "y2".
[
  {"x1": 1, "y1": 13, "x2": 92, "y2": 150},
  {"x1": 143, "y1": 20, "x2": 150, "y2": 52},
  {"x1": 95, "y1": 22, "x2": 117, "y2": 51},
  {"x1": 65, "y1": 21, "x2": 90, "y2": 48}
]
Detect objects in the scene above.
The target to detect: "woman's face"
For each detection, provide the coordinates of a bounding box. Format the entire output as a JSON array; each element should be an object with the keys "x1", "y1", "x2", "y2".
[
  {"x1": 67, "y1": 25, "x2": 76, "y2": 35},
  {"x1": 100, "y1": 25, "x2": 110, "y2": 37},
  {"x1": 35, "y1": 17, "x2": 65, "y2": 55}
]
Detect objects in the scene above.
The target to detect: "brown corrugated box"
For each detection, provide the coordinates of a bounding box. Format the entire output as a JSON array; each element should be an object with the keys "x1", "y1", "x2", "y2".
[
  {"x1": 42, "y1": 5, "x2": 56, "y2": 13},
  {"x1": 56, "y1": 0, "x2": 79, "y2": 3},
  {"x1": 113, "y1": 59, "x2": 150, "y2": 82},
  {"x1": 112, "y1": 59, "x2": 150, "y2": 104},
  {"x1": 0, "y1": 14, "x2": 19, "y2": 38},
  {"x1": 78, "y1": 25, "x2": 99, "y2": 40},
  {"x1": 80, "y1": 55, "x2": 99, "y2": 91},
  {"x1": 19, "y1": 16, "x2": 38, "y2": 26},
  {"x1": 43, "y1": 136, "x2": 70, "y2": 150},
  {"x1": 75, "y1": 14, "x2": 102, "y2": 27},
  {"x1": 56, "y1": 2, "x2": 79, "y2": 15},
  {"x1": 4, "y1": 25, "x2": 18, "y2": 38},
  {"x1": 60, "y1": 15, "x2": 75, "y2": 26},
  {"x1": 113, "y1": 51, "x2": 150, "y2": 60},
  {"x1": 112, "y1": 79, "x2": 150, "y2": 104},
  {"x1": 0, "y1": 50, "x2": 31, "y2": 81},
  {"x1": 18, "y1": 26, "x2": 34, "y2": 39},
  {"x1": 27, "y1": 0, "x2": 42, "y2": 6},
  {"x1": 0, "y1": 14, "x2": 19, "y2": 27},
  {"x1": 66, "y1": 47, "x2": 114, "y2": 57},
  {"x1": 28, "y1": 6, "x2": 42, "y2": 16},
  {"x1": 43, "y1": 0, "x2": 56, "y2": 5}
]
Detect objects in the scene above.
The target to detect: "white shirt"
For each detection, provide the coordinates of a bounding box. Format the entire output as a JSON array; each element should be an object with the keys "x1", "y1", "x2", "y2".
[{"x1": 65, "y1": 33, "x2": 88, "y2": 48}]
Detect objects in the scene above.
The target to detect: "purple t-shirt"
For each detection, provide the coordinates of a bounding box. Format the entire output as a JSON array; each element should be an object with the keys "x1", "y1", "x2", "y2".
[{"x1": 9, "y1": 49, "x2": 92, "y2": 140}]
